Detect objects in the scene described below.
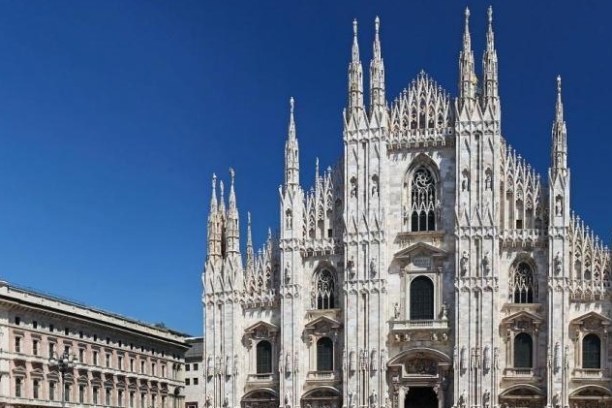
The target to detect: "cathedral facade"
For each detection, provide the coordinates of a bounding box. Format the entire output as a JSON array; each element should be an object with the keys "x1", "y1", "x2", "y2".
[{"x1": 203, "y1": 8, "x2": 612, "y2": 408}]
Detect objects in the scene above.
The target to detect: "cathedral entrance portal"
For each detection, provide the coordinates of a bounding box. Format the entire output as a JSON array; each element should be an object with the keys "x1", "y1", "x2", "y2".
[{"x1": 404, "y1": 387, "x2": 438, "y2": 408}]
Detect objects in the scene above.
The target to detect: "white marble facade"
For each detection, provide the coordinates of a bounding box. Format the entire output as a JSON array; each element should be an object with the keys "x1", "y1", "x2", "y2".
[{"x1": 203, "y1": 8, "x2": 612, "y2": 408}]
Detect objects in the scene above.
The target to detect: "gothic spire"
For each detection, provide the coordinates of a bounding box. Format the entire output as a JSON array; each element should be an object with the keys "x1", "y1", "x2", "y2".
[
  {"x1": 551, "y1": 75, "x2": 567, "y2": 174},
  {"x1": 246, "y1": 211, "x2": 254, "y2": 267},
  {"x1": 218, "y1": 179, "x2": 226, "y2": 215},
  {"x1": 284, "y1": 97, "x2": 300, "y2": 188},
  {"x1": 225, "y1": 168, "x2": 240, "y2": 254},
  {"x1": 482, "y1": 6, "x2": 499, "y2": 105},
  {"x1": 207, "y1": 173, "x2": 220, "y2": 258},
  {"x1": 369, "y1": 16, "x2": 386, "y2": 114},
  {"x1": 348, "y1": 19, "x2": 364, "y2": 114},
  {"x1": 209, "y1": 173, "x2": 218, "y2": 214},
  {"x1": 459, "y1": 7, "x2": 477, "y2": 103}
]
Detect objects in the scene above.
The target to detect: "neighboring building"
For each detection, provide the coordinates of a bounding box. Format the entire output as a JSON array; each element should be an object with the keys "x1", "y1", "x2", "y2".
[
  {"x1": 203, "y1": 7, "x2": 612, "y2": 408},
  {"x1": 0, "y1": 280, "x2": 190, "y2": 408},
  {"x1": 184, "y1": 337, "x2": 204, "y2": 408}
]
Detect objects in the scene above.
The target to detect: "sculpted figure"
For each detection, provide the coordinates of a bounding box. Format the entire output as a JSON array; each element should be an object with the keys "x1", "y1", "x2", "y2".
[{"x1": 460, "y1": 251, "x2": 469, "y2": 276}]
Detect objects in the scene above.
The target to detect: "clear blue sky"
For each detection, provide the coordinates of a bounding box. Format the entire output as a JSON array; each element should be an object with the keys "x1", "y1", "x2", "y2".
[{"x1": 0, "y1": 1, "x2": 610, "y2": 336}]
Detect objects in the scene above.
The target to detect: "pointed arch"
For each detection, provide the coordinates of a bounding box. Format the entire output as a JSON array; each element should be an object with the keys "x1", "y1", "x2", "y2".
[
  {"x1": 405, "y1": 154, "x2": 440, "y2": 232},
  {"x1": 312, "y1": 263, "x2": 337, "y2": 310},
  {"x1": 509, "y1": 257, "x2": 538, "y2": 303}
]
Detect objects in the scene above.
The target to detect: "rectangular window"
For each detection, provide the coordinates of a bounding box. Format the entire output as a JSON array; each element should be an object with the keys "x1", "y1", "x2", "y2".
[
  {"x1": 93, "y1": 351, "x2": 98, "y2": 365},
  {"x1": 79, "y1": 349, "x2": 85, "y2": 364},
  {"x1": 130, "y1": 391, "x2": 135, "y2": 408},
  {"x1": 33, "y1": 340, "x2": 39, "y2": 356},
  {"x1": 161, "y1": 365, "x2": 166, "y2": 377},
  {"x1": 106, "y1": 388, "x2": 111, "y2": 406},
  {"x1": 185, "y1": 364, "x2": 190, "y2": 371},
  {"x1": 141, "y1": 393, "x2": 146, "y2": 408},
  {"x1": 152, "y1": 363, "x2": 156, "y2": 376},
  {"x1": 141, "y1": 361, "x2": 145, "y2": 374},
  {"x1": 118, "y1": 390, "x2": 124, "y2": 407},
  {"x1": 106, "y1": 353, "x2": 111, "y2": 368},
  {"x1": 64, "y1": 327, "x2": 69, "y2": 335},
  {"x1": 15, "y1": 378, "x2": 22, "y2": 397},
  {"x1": 93, "y1": 387, "x2": 99, "y2": 405},
  {"x1": 130, "y1": 358, "x2": 135, "y2": 372},
  {"x1": 185, "y1": 378, "x2": 190, "y2": 386},
  {"x1": 118, "y1": 356, "x2": 123, "y2": 370},
  {"x1": 14, "y1": 316, "x2": 20, "y2": 325},
  {"x1": 64, "y1": 383, "x2": 70, "y2": 402},
  {"x1": 33, "y1": 321, "x2": 37, "y2": 329},
  {"x1": 49, "y1": 382, "x2": 56, "y2": 401},
  {"x1": 79, "y1": 385, "x2": 85, "y2": 403},
  {"x1": 193, "y1": 378, "x2": 198, "y2": 385},
  {"x1": 516, "y1": 219, "x2": 523, "y2": 229},
  {"x1": 33, "y1": 379, "x2": 40, "y2": 399},
  {"x1": 49, "y1": 324, "x2": 54, "y2": 332},
  {"x1": 15, "y1": 337, "x2": 21, "y2": 353},
  {"x1": 79, "y1": 331, "x2": 84, "y2": 339},
  {"x1": 49, "y1": 343, "x2": 55, "y2": 358},
  {"x1": 152, "y1": 394, "x2": 156, "y2": 408},
  {"x1": 64, "y1": 345, "x2": 70, "y2": 355},
  {"x1": 162, "y1": 396, "x2": 166, "y2": 408},
  {"x1": 193, "y1": 363, "x2": 198, "y2": 371}
]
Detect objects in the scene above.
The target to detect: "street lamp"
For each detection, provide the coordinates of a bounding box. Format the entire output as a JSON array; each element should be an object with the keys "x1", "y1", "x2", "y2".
[{"x1": 49, "y1": 350, "x2": 78, "y2": 408}]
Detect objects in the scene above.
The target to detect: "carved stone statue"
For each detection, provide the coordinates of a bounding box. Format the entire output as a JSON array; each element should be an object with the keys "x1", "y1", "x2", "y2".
[
  {"x1": 483, "y1": 345, "x2": 491, "y2": 373},
  {"x1": 554, "y1": 252, "x2": 562, "y2": 275},
  {"x1": 393, "y1": 302, "x2": 400, "y2": 319},
  {"x1": 286, "y1": 351, "x2": 292, "y2": 373},
  {"x1": 554, "y1": 342, "x2": 561, "y2": 372},
  {"x1": 460, "y1": 251, "x2": 469, "y2": 276},
  {"x1": 482, "y1": 251, "x2": 490, "y2": 275},
  {"x1": 370, "y1": 258, "x2": 377, "y2": 277},
  {"x1": 555, "y1": 195, "x2": 563, "y2": 216},
  {"x1": 460, "y1": 346, "x2": 467, "y2": 371}
]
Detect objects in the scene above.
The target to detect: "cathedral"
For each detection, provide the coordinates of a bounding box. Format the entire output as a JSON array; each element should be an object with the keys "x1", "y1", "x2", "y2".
[{"x1": 203, "y1": 7, "x2": 612, "y2": 408}]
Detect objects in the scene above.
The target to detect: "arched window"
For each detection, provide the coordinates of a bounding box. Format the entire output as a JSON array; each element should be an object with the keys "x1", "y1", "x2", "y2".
[
  {"x1": 514, "y1": 333, "x2": 533, "y2": 368},
  {"x1": 410, "y1": 276, "x2": 434, "y2": 320},
  {"x1": 410, "y1": 167, "x2": 436, "y2": 232},
  {"x1": 256, "y1": 341, "x2": 272, "y2": 374},
  {"x1": 315, "y1": 269, "x2": 336, "y2": 309},
  {"x1": 512, "y1": 262, "x2": 536, "y2": 303},
  {"x1": 583, "y1": 334, "x2": 601, "y2": 369},
  {"x1": 316, "y1": 337, "x2": 334, "y2": 372}
]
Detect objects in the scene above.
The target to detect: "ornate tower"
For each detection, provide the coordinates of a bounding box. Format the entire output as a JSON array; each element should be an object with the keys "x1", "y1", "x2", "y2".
[
  {"x1": 547, "y1": 75, "x2": 571, "y2": 406},
  {"x1": 279, "y1": 97, "x2": 305, "y2": 407},
  {"x1": 454, "y1": 7, "x2": 502, "y2": 407}
]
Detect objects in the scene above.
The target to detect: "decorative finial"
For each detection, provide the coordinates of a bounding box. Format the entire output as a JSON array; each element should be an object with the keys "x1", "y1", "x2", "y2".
[
  {"x1": 229, "y1": 167, "x2": 235, "y2": 186},
  {"x1": 289, "y1": 96, "x2": 294, "y2": 115},
  {"x1": 247, "y1": 211, "x2": 251, "y2": 225},
  {"x1": 219, "y1": 180, "x2": 225, "y2": 198},
  {"x1": 315, "y1": 157, "x2": 320, "y2": 178},
  {"x1": 557, "y1": 75, "x2": 562, "y2": 95},
  {"x1": 212, "y1": 173, "x2": 217, "y2": 189},
  {"x1": 375, "y1": 16, "x2": 380, "y2": 35},
  {"x1": 353, "y1": 19, "x2": 358, "y2": 36},
  {"x1": 488, "y1": 5, "x2": 493, "y2": 26},
  {"x1": 465, "y1": 6, "x2": 470, "y2": 21}
]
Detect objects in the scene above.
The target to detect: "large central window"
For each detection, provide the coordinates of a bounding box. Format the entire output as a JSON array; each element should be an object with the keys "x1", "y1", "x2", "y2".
[
  {"x1": 256, "y1": 340, "x2": 272, "y2": 374},
  {"x1": 514, "y1": 333, "x2": 533, "y2": 368},
  {"x1": 410, "y1": 276, "x2": 434, "y2": 320},
  {"x1": 410, "y1": 167, "x2": 436, "y2": 231},
  {"x1": 582, "y1": 334, "x2": 601, "y2": 369},
  {"x1": 316, "y1": 337, "x2": 334, "y2": 372}
]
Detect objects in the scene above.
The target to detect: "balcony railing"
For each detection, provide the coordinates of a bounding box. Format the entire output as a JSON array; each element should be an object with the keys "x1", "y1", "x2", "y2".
[
  {"x1": 246, "y1": 373, "x2": 277, "y2": 384},
  {"x1": 503, "y1": 367, "x2": 540, "y2": 379},
  {"x1": 573, "y1": 368, "x2": 608, "y2": 380},
  {"x1": 306, "y1": 370, "x2": 341, "y2": 383},
  {"x1": 390, "y1": 319, "x2": 449, "y2": 331}
]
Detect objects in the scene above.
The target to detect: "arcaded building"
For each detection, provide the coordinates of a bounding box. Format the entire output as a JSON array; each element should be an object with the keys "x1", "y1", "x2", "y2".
[{"x1": 0, "y1": 281, "x2": 190, "y2": 408}]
